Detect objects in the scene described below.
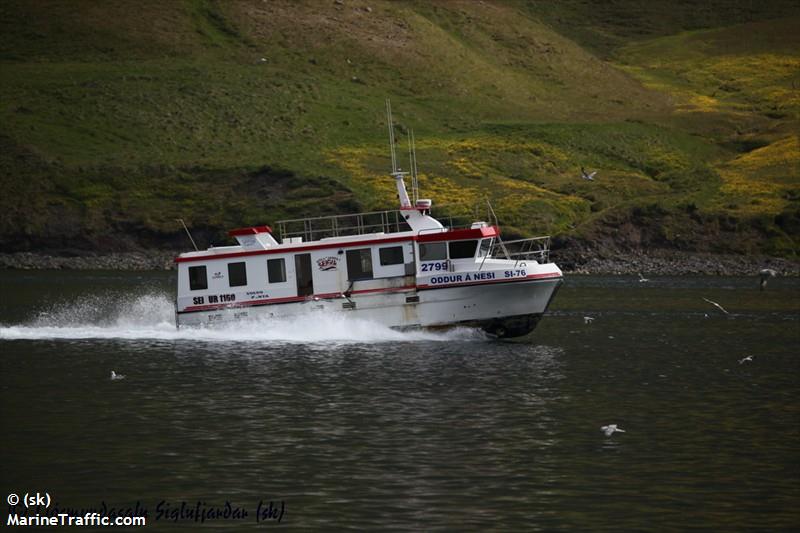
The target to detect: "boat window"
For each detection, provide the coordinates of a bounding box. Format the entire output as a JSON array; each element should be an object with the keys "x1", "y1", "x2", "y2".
[
  {"x1": 228, "y1": 262, "x2": 247, "y2": 287},
  {"x1": 346, "y1": 248, "x2": 373, "y2": 280},
  {"x1": 379, "y1": 246, "x2": 404, "y2": 266},
  {"x1": 419, "y1": 242, "x2": 446, "y2": 261},
  {"x1": 479, "y1": 238, "x2": 493, "y2": 257},
  {"x1": 188, "y1": 265, "x2": 207, "y2": 291},
  {"x1": 449, "y1": 240, "x2": 479, "y2": 259},
  {"x1": 267, "y1": 258, "x2": 286, "y2": 283}
]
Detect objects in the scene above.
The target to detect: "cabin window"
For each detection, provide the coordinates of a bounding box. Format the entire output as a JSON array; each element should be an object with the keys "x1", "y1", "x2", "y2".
[
  {"x1": 188, "y1": 265, "x2": 207, "y2": 291},
  {"x1": 228, "y1": 262, "x2": 247, "y2": 287},
  {"x1": 419, "y1": 242, "x2": 446, "y2": 261},
  {"x1": 449, "y1": 240, "x2": 479, "y2": 259},
  {"x1": 479, "y1": 238, "x2": 493, "y2": 257},
  {"x1": 379, "y1": 246, "x2": 404, "y2": 266},
  {"x1": 346, "y1": 248, "x2": 373, "y2": 280},
  {"x1": 267, "y1": 258, "x2": 286, "y2": 283}
]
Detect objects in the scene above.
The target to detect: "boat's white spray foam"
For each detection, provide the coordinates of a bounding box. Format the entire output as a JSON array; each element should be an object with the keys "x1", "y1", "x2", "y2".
[{"x1": 0, "y1": 292, "x2": 485, "y2": 343}]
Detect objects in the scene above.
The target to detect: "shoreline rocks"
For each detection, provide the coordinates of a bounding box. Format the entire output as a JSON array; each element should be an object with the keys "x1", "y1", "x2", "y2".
[
  {"x1": 552, "y1": 249, "x2": 800, "y2": 276},
  {"x1": 0, "y1": 251, "x2": 179, "y2": 271},
  {"x1": 1, "y1": 249, "x2": 798, "y2": 276}
]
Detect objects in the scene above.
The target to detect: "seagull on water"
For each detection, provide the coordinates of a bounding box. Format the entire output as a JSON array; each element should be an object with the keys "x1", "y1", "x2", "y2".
[
  {"x1": 758, "y1": 268, "x2": 777, "y2": 291},
  {"x1": 702, "y1": 297, "x2": 729, "y2": 315},
  {"x1": 584, "y1": 316, "x2": 595, "y2": 324},
  {"x1": 739, "y1": 355, "x2": 753, "y2": 364},
  {"x1": 110, "y1": 370, "x2": 125, "y2": 381},
  {"x1": 601, "y1": 424, "x2": 625, "y2": 437},
  {"x1": 580, "y1": 166, "x2": 597, "y2": 181},
  {"x1": 638, "y1": 272, "x2": 649, "y2": 282}
]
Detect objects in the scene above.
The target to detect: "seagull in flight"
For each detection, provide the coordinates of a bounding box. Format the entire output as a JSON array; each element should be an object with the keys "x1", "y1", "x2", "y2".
[
  {"x1": 702, "y1": 297, "x2": 729, "y2": 315},
  {"x1": 110, "y1": 370, "x2": 125, "y2": 381},
  {"x1": 758, "y1": 268, "x2": 777, "y2": 291},
  {"x1": 638, "y1": 272, "x2": 649, "y2": 282},
  {"x1": 580, "y1": 166, "x2": 597, "y2": 181},
  {"x1": 739, "y1": 355, "x2": 753, "y2": 364},
  {"x1": 584, "y1": 316, "x2": 595, "y2": 324},
  {"x1": 601, "y1": 424, "x2": 625, "y2": 437}
]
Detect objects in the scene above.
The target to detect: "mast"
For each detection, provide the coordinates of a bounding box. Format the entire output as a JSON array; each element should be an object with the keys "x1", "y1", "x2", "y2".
[
  {"x1": 386, "y1": 99, "x2": 398, "y2": 174},
  {"x1": 384, "y1": 99, "x2": 442, "y2": 231},
  {"x1": 407, "y1": 129, "x2": 419, "y2": 203},
  {"x1": 386, "y1": 98, "x2": 412, "y2": 209}
]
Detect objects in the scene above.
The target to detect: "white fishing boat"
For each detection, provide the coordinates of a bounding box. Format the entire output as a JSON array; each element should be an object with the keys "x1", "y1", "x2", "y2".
[{"x1": 175, "y1": 105, "x2": 563, "y2": 337}]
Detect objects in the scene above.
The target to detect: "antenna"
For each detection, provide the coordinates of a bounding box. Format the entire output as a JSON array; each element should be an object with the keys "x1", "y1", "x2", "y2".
[
  {"x1": 386, "y1": 98, "x2": 398, "y2": 174},
  {"x1": 176, "y1": 218, "x2": 199, "y2": 252},
  {"x1": 412, "y1": 129, "x2": 419, "y2": 202},
  {"x1": 407, "y1": 129, "x2": 419, "y2": 203},
  {"x1": 385, "y1": 98, "x2": 413, "y2": 209}
]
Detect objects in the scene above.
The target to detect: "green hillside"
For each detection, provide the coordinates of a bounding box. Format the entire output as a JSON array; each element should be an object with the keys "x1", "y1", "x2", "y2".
[{"x1": 0, "y1": 0, "x2": 798, "y2": 257}]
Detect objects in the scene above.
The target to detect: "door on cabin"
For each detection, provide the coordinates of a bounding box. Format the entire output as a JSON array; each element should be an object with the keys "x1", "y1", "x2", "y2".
[{"x1": 295, "y1": 253, "x2": 314, "y2": 297}]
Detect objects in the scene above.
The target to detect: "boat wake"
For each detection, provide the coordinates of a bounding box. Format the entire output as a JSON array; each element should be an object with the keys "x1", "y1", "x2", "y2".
[{"x1": 0, "y1": 292, "x2": 486, "y2": 343}]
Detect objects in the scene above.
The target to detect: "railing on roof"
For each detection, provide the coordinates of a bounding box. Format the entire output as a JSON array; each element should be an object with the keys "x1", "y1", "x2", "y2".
[
  {"x1": 276, "y1": 210, "x2": 413, "y2": 242},
  {"x1": 276, "y1": 210, "x2": 551, "y2": 264},
  {"x1": 491, "y1": 236, "x2": 551, "y2": 264}
]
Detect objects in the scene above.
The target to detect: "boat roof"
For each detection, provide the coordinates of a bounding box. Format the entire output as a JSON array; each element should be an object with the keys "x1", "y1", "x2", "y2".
[{"x1": 175, "y1": 224, "x2": 498, "y2": 264}]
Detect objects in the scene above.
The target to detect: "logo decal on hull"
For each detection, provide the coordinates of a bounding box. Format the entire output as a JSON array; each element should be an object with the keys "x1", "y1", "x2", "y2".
[{"x1": 316, "y1": 257, "x2": 339, "y2": 271}]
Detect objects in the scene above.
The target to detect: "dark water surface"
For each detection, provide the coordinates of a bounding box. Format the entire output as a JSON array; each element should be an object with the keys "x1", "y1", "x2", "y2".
[{"x1": 1, "y1": 271, "x2": 798, "y2": 530}]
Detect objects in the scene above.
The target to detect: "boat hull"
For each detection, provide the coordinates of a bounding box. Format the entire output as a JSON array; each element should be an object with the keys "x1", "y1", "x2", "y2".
[
  {"x1": 465, "y1": 313, "x2": 543, "y2": 338},
  {"x1": 176, "y1": 276, "x2": 562, "y2": 338}
]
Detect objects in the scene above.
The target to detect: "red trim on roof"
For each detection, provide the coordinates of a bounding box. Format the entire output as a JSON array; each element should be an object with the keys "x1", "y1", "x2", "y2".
[
  {"x1": 176, "y1": 225, "x2": 501, "y2": 264},
  {"x1": 228, "y1": 225, "x2": 272, "y2": 237},
  {"x1": 417, "y1": 226, "x2": 498, "y2": 243},
  {"x1": 175, "y1": 234, "x2": 415, "y2": 263}
]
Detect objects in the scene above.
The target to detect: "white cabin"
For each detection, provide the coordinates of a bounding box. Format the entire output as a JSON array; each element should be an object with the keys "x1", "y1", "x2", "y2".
[{"x1": 175, "y1": 109, "x2": 562, "y2": 337}]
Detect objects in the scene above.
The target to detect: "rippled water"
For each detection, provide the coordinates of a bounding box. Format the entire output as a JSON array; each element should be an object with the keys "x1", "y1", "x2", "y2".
[{"x1": 1, "y1": 271, "x2": 798, "y2": 530}]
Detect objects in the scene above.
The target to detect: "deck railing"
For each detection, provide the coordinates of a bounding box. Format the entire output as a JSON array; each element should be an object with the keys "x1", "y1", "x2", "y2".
[
  {"x1": 277, "y1": 210, "x2": 551, "y2": 264},
  {"x1": 276, "y1": 210, "x2": 413, "y2": 242},
  {"x1": 491, "y1": 236, "x2": 551, "y2": 264},
  {"x1": 276, "y1": 210, "x2": 484, "y2": 242}
]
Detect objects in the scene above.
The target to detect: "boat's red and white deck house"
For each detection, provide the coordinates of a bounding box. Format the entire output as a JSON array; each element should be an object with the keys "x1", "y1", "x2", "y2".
[
  {"x1": 175, "y1": 170, "x2": 562, "y2": 337},
  {"x1": 176, "y1": 103, "x2": 562, "y2": 337}
]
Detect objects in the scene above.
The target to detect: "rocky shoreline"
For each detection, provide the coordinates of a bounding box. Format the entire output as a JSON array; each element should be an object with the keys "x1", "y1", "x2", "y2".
[
  {"x1": 1, "y1": 249, "x2": 798, "y2": 276},
  {"x1": 551, "y1": 249, "x2": 799, "y2": 276},
  {"x1": 0, "y1": 251, "x2": 179, "y2": 271}
]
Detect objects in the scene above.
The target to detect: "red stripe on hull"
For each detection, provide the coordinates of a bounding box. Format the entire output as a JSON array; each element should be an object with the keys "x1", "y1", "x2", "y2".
[
  {"x1": 416, "y1": 272, "x2": 561, "y2": 290},
  {"x1": 177, "y1": 274, "x2": 559, "y2": 314},
  {"x1": 179, "y1": 284, "x2": 416, "y2": 313}
]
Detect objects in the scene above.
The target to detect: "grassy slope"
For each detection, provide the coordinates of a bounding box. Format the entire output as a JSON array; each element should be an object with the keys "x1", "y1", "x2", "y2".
[{"x1": 0, "y1": 0, "x2": 797, "y2": 256}]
